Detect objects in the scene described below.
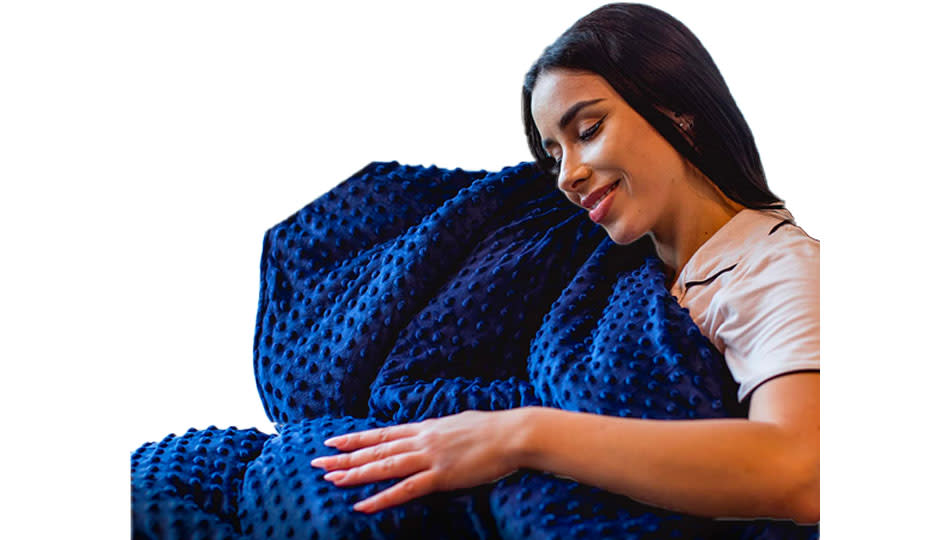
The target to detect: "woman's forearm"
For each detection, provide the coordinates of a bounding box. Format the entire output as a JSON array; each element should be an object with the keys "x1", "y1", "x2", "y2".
[{"x1": 510, "y1": 406, "x2": 819, "y2": 523}]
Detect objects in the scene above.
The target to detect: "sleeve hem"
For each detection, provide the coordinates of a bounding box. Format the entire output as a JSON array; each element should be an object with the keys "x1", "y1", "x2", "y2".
[{"x1": 738, "y1": 366, "x2": 820, "y2": 405}]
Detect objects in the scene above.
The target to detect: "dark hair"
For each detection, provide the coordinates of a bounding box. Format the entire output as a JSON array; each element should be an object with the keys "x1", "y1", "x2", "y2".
[{"x1": 523, "y1": 3, "x2": 782, "y2": 209}]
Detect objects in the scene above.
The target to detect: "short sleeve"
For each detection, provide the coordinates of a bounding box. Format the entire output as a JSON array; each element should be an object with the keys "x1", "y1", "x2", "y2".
[{"x1": 714, "y1": 232, "x2": 820, "y2": 404}]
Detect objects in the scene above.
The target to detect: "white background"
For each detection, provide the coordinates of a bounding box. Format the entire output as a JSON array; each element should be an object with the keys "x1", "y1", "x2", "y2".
[{"x1": 2, "y1": 1, "x2": 947, "y2": 537}]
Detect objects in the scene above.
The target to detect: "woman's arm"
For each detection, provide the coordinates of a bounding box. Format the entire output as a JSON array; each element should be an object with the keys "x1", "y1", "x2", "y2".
[
  {"x1": 513, "y1": 371, "x2": 819, "y2": 523},
  {"x1": 312, "y1": 371, "x2": 818, "y2": 522}
]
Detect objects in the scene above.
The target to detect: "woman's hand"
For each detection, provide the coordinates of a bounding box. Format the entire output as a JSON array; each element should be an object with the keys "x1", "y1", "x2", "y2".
[{"x1": 310, "y1": 408, "x2": 528, "y2": 513}]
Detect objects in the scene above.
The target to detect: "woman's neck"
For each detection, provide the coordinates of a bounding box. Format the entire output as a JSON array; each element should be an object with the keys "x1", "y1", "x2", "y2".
[{"x1": 651, "y1": 176, "x2": 745, "y2": 290}]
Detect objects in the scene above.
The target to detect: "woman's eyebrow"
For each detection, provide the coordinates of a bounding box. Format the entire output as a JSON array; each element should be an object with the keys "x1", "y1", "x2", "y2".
[{"x1": 541, "y1": 98, "x2": 606, "y2": 149}]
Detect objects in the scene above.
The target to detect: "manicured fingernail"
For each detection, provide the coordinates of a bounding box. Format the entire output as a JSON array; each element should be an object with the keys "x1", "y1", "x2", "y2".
[
  {"x1": 324, "y1": 471, "x2": 344, "y2": 481},
  {"x1": 353, "y1": 501, "x2": 370, "y2": 512},
  {"x1": 324, "y1": 436, "x2": 343, "y2": 447},
  {"x1": 310, "y1": 458, "x2": 324, "y2": 467}
]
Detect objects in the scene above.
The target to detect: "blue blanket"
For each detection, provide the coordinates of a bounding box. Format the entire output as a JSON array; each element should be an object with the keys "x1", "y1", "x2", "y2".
[{"x1": 131, "y1": 161, "x2": 819, "y2": 539}]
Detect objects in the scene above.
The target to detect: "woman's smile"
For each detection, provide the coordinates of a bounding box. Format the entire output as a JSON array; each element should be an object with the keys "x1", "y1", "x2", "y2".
[{"x1": 587, "y1": 179, "x2": 621, "y2": 223}]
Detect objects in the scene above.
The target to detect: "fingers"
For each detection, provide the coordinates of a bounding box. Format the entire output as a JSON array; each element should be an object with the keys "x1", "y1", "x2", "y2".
[
  {"x1": 311, "y1": 437, "x2": 418, "y2": 472},
  {"x1": 323, "y1": 422, "x2": 421, "y2": 451},
  {"x1": 352, "y1": 469, "x2": 438, "y2": 513},
  {"x1": 324, "y1": 451, "x2": 429, "y2": 488}
]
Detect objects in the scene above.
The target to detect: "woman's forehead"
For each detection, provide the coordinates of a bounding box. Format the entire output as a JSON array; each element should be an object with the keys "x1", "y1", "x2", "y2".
[{"x1": 531, "y1": 70, "x2": 616, "y2": 124}]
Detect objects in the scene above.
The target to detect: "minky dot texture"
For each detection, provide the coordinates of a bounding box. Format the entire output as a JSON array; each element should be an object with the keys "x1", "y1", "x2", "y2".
[{"x1": 132, "y1": 161, "x2": 818, "y2": 539}]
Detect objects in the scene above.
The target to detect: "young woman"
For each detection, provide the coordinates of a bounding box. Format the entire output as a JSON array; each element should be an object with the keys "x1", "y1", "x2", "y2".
[{"x1": 310, "y1": 3, "x2": 819, "y2": 524}]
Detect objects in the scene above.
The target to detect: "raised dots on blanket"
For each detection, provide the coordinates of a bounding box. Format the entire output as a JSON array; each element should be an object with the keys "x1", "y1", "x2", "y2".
[
  {"x1": 132, "y1": 161, "x2": 818, "y2": 539},
  {"x1": 131, "y1": 426, "x2": 267, "y2": 539}
]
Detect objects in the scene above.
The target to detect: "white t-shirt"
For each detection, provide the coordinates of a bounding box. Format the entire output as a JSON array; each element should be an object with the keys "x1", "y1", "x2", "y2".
[{"x1": 669, "y1": 207, "x2": 820, "y2": 404}]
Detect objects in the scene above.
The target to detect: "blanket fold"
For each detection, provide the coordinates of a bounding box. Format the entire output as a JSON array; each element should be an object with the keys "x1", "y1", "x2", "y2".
[{"x1": 132, "y1": 161, "x2": 818, "y2": 539}]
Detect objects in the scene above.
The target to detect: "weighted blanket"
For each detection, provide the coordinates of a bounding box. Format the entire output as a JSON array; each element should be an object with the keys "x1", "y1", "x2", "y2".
[{"x1": 131, "y1": 161, "x2": 819, "y2": 539}]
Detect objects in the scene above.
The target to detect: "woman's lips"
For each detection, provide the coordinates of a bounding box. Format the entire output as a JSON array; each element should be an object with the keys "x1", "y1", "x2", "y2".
[{"x1": 589, "y1": 180, "x2": 620, "y2": 223}]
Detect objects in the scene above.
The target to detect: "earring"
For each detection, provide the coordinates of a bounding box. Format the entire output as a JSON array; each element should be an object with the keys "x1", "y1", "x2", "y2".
[{"x1": 673, "y1": 112, "x2": 692, "y2": 130}]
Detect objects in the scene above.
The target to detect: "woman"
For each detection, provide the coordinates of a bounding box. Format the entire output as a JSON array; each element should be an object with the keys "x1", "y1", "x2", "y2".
[{"x1": 311, "y1": 3, "x2": 819, "y2": 524}]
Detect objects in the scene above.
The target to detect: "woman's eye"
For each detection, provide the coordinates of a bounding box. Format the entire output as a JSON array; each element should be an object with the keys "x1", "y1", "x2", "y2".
[{"x1": 578, "y1": 115, "x2": 606, "y2": 141}]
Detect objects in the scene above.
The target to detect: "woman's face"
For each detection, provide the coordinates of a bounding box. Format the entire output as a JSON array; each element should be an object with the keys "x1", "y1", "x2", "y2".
[{"x1": 530, "y1": 68, "x2": 697, "y2": 245}]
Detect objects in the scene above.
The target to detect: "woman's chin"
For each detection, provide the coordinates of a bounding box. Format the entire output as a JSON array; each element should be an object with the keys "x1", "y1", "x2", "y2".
[{"x1": 603, "y1": 224, "x2": 644, "y2": 246}]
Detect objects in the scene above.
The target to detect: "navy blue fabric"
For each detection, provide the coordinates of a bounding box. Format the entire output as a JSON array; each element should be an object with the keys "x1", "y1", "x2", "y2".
[
  {"x1": 239, "y1": 415, "x2": 498, "y2": 540},
  {"x1": 131, "y1": 426, "x2": 268, "y2": 539},
  {"x1": 131, "y1": 161, "x2": 818, "y2": 539}
]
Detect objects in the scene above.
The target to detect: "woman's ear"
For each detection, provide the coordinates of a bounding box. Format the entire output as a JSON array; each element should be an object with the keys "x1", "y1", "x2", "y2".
[{"x1": 654, "y1": 105, "x2": 696, "y2": 148}]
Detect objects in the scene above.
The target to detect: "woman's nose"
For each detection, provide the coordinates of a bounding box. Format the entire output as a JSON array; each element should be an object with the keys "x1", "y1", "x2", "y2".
[{"x1": 557, "y1": 157, "x2": 591, "y2": 195}]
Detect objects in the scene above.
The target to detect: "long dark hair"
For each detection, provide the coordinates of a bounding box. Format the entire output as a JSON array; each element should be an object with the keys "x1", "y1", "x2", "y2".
[{"x1": 523, "y1": 3, "x2": 782, "y2": 209}]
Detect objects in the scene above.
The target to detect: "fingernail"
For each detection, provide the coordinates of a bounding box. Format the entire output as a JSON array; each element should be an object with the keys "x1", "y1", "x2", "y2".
[
  {"x1": 324, "y1": 471, "x2": 344, "y2": 481},
  {"x1": 310, "y1": 458, "x2": 324, "y2": 468},
  {"x1": 324, "y1": 436, "x2": 342, "y2": 447},
  {"x1": 353, "y1": 501, "x2": 370, "y2": 512}
]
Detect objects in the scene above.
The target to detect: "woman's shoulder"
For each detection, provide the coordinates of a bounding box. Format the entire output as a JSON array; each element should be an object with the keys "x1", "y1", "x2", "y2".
[
  {"x1": 685, "y1": 207, "x2": 816, "y2": 286},
  {"x1": 672, "y1": 207, "x2": 820, "y2": 404},
  {"x1": 672, "y1": 206, "x2": 818, "y2": 305},
  {"x1": 733, "y1": 207, "x2": 819, "y2": 275}
]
